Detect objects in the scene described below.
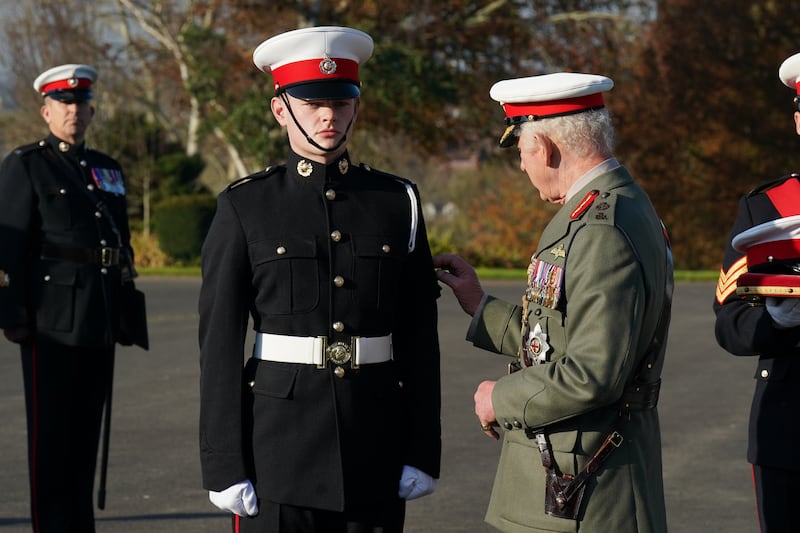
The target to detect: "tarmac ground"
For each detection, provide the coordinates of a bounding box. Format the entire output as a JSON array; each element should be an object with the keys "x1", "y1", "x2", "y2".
[{"x1": 0, "y1": 279, "x2": 758, "y2": 532}]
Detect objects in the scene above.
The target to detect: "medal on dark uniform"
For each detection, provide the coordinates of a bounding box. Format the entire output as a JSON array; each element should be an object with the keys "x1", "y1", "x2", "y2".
[{"x1": 91, "y1": 168, "x2": 126, "y2": 195}]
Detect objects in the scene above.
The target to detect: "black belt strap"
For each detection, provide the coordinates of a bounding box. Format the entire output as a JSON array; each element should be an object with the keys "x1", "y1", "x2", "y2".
[{"x1": 40, "y1": 243, "x2": 121, "y2": 266}]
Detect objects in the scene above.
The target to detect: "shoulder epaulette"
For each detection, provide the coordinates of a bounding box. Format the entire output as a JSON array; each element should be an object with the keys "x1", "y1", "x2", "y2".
[
  {"x1": 359, "y1": 162, "x2": 414, "y2": 186},
  {"x1": 583, "y1": 190, "x2": 617, "y2": 226},
  {"x1": 13, "y1": 140, "x2": 48, "y2": 157},
  {"x1": 747, "y1": 173, "x2": 800, "y2": 196},
  {"x1": 226, "y1": 164, "x2": 284, "y2": 191}
]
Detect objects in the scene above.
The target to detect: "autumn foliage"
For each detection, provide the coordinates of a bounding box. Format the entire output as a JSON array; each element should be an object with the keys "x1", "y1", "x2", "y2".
[{"x1": 3, "y1": 1, "x2": 800, "y2": 269}]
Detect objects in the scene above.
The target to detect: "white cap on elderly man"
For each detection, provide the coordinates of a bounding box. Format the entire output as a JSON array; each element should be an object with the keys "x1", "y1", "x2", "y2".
[
  {"x1": 489, "y1": 72, "x2": 614, "y2": 147},
  {"x1": 253, "y1": 26, "x2": 373, "y2": 100},
  {"x1": 733, "y1": 215, "x2": 800, "y2": 298},
  {"x1": 33, "y1": 64, "x2": 97, "y2": 101},
  {"x1": 779, "y1": 52, "x2": 800, "y2": 92}
]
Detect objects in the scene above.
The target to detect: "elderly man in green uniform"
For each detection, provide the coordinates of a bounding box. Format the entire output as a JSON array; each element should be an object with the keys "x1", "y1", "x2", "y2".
[{"x1": 434, "y1": 72, "x2": 673, "y2": 532}]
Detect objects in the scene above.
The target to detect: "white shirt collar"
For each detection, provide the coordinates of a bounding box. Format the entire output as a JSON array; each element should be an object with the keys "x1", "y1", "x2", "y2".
[{"x1": 565, "y1": 157, "x2": 620, "y2": 202}]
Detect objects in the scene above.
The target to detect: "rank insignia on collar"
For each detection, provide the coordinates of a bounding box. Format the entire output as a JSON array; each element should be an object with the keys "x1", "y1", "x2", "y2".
[
  {"x1": 570, "y1": 189, "x2": 599, "y2": 219},
  {"x1": 297, "y1": 159, "x2": 313, "y2": 177},
  {"x1": 338, "y1": 158, "x2": 349, "y2": 175},
  {"x1": 549, "y1": 244, "x2": 566, "y2": 259},
  {"x1": 58, "y1": 141, "x2": 70, "y2": 153}
]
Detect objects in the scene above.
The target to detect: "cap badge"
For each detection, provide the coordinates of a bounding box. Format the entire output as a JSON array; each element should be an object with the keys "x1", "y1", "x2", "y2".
[
  {"x1": 338, "y1": 158, "x2": 349, "y2": 175},
  {"x1": 319, "y1": 55, "x2": 338, "y2": 76},
  {"x1": 297, "y1": 159, "x2": 313, "y2": 177},
  {"x1": 68, "y1": 77, "x2": 79, "y2": 88}
]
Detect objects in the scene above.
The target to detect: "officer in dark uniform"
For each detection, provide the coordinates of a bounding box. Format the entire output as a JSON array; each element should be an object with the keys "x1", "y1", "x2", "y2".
[
  {"x1": 198, "y1": 26, "x2": 442, "y2": 533},
  {"x1": 0, "y1": 63, "x2": 144, "y2": 532},
  {"x1": 714, "y1": 51, "x2": 800, "y2": 532}
]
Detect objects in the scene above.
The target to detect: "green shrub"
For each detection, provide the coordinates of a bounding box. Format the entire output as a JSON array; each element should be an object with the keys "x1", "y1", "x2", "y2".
[{"x1": 153, "y1": 194, "x2": 217, "y2": 264}]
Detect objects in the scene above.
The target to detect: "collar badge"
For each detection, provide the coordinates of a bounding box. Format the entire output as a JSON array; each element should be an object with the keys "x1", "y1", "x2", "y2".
[
  {"x1": 58, "y1": 141, "x2": 70, "y2": 153},
  {"x1": 338, "y1": 158, "x2": 349, "y2": 175},
  {"x1": 297, "y1": 159, "x2": 314, "y2": 177}
]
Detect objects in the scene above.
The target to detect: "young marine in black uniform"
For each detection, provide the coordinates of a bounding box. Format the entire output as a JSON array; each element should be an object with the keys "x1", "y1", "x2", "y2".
[{"x1": 198, "y1": 27, "x2": 442, "y2": 532}]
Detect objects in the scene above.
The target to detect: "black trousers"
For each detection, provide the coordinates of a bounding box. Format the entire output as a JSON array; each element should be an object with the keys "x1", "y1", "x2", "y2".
[
  {"x1": 753, "y1": 464, "x2": 800, "y2": 533},
  {"x1": 233, "y1": 498, "x2": 406, "y2": 533},
  {"x1": 20, "y1": 337, "x2": 114, "y2": 533}
]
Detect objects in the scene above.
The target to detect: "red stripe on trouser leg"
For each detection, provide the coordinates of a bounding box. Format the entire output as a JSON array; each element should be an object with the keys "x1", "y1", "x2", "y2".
[{"x1": 30, "y1": 341, "x2": 40, "y2": 533}]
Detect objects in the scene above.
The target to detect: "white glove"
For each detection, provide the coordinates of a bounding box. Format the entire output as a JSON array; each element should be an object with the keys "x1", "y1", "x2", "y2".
[
  {"x1": 209, "y1": 479, "x2": 259, "y2": 516},
  {"x1": 765, "y1": 297, "x2": 800, "y2": 329},
  {"x1": 398, "y1": 465, "x2": 436, "y2": 500}
]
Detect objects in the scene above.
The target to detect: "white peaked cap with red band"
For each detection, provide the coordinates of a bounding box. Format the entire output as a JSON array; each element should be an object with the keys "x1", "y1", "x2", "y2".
[
  {"x1": 33, "y1": 64, "x2": 97, "y2": 101},
  {"x1": 489, "y1": 72, "x2": 614, "y2": 147},
  {"x1": 253, "y1": 26, "x2": 373, "y2": 100},
  {"x1": 733, "y1": 215, "x2": 800, "y2": 298},
  {"x1": 732, "y1": 214, "x2": 800, "y2": 256},
  {"x1": 779, "y1": 52, "x2": 800, "y2": 92}
]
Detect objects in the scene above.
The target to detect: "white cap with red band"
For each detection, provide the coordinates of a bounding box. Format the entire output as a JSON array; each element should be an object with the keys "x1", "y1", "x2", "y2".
[
  {"x1": 253, "y1": 26, "x2": 373, "y2": 100},
  {"x1": 733, "y1": 215, "x2": 800, "y2": 298},
  {"x1": 489, "y1": 72, "x2": 614, "y2": 147},
  {"x1": 779, "y1": 52, "x2": 800, "y2": 93},
  {"x1": 33, "y1": 64, "x2": 97, "y2": 101}
]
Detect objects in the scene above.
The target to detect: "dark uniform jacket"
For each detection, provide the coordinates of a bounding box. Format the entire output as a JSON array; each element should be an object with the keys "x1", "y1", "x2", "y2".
[
  {"x1": 0, "y1": 134, "x2": 134, "y2": 347},
  {"x1": 714, "y1": 173, "x2": 800, "y2": 470},
  {"x1": 467, "y1": 164, "x2": 671, "y2": 532},
  {"x1": 198, "y1": 150, "x2": 441, "y2": 511}
]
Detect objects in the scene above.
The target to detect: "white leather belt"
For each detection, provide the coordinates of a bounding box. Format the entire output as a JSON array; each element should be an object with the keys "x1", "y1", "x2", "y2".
[{"x1": 253, "y1": 333, "x2": 393, "y2": 368}]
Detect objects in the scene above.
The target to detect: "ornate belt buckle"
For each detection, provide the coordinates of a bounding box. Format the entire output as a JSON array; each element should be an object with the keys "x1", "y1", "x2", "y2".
[{"x1": 326, "y1": 341, "x2": 352, "y2": 365}]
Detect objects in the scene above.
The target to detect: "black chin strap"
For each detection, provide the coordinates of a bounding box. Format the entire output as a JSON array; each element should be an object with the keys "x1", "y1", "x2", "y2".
[{"x1": 280, "y1": 92, "x2": 354, "y2": 153}]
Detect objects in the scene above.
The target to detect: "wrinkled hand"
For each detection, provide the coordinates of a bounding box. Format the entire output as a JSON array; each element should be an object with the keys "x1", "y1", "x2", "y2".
[
  {"x1": 475, "y1": 380, "x2": 499, "y2": 440},
  {"x1": 398, "y1": 465, "x2": 437, "y2": 500},
  {"x1": 765, "y1": 297, "x2": 800, "y2": 329},
  {"x1": 433, "y1": 254, "x2": 485, "y2": 316},
  {"x1": 209, "y1": 479, "x2": 259, "y2": 517}
]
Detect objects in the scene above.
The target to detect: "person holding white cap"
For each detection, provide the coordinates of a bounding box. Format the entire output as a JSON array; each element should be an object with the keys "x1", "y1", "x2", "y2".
[
  {"x1": 0, "y1": 64, "x2": 146, "y2": 531},
  {"x1": 434, "y1": 72, "x2": 672, "y2": 532},
  {"x1": 714, "y1": 51, "x2": 800, "y2": 532},
  {"x1": 198, "y1": 26, "x2": 441, "y2": 532}
]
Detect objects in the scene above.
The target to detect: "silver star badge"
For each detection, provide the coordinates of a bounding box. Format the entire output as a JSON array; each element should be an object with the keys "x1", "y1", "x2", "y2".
[{"x1": 526, "y1": 323, "x2": 550, "y2": 364}]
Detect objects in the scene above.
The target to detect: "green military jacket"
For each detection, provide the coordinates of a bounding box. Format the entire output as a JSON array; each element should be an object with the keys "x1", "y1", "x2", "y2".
[{"x1": 468, "y1": 164, "x2": 672, "y2": 533}]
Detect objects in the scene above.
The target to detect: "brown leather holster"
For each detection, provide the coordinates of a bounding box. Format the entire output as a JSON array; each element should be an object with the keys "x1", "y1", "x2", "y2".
[{"x1": 533, "y1": 379, "x2": 660, "y2": 520}]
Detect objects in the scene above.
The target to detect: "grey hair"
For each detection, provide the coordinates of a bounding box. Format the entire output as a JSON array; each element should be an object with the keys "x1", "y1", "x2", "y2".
[{"x1": 519, "y1": 108, "x2": 615, "y2": 158}]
